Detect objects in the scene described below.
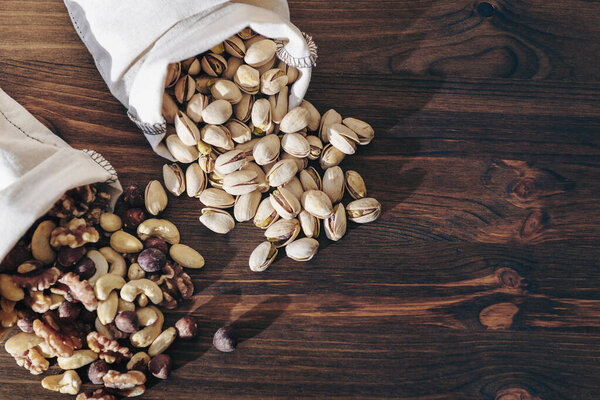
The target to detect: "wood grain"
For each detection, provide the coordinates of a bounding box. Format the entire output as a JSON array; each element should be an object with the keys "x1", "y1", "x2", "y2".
[{"x1": 1, "y1": 0, "x2": 600, "y2": 399}]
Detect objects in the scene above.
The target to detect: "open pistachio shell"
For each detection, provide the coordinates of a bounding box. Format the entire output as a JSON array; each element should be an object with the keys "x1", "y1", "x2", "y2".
[
  {"x1": 234, "y1": 93, "x2": 254, "y2": 122},
  {"x1": 244, "y1": 39, "x2": 277, "y2": 67},
  {"x1": 329, "y1": 123, "x2": 360, "y2": 155},
  {"x1": 298, "y1": 210, "x2": 320, "y2": 239},
  {"x1": 299, "y1": 167, "x2": 322, "y2": 192},
  {"x1": 166, "y1": 135, "x2": 199, "y2": 164},
  {"x1": 280, "y1": 107, "x2": 309, "y2": 134},
  {"x1": 346, "y1": 198, "x2": 381, "y2": 224},
  {"x1": 319, "y1": 109, "x2": 342, "y2": 143},
  {"x1": 249, "y1": 241, "x2": 278, "y2": 272},
  {"x1": 260, "y1": 68, "x2": 288, "y2": 96},
  {"x1": 285, "y1": 238, "x2": 319, "y2": 262},
  {"x1": 199, "y1": 208, "x2": 235, "y2": 234},
  {"x1": 266, "y1": 159, "x2": 298, "y2": 187},
  {"x1": 281, "y1": 132, "x2": 310, "y2": 158},
  {"x1": 234, "y1": 65, "x2": 260, "y2": 95},
  {"x1": 211, "y1": 79, "x2": 243, "y2": 104},
  {"x1": 164, "y1": 62, "x2": 181, "y2": 88},
  {"x1": 301, "y1": 190, "x2": 334, "y2": 219},
  {"x1": 174, "y1": 75, "x2": 195, "y2": 103},
  {"x1": 224, "y1": 36, "x2": 246, "y2": 58},
  {"x1": 186, "y1": 93, "x2": 209, "y2": 123},
  {"x1": 345, "y1": 170, "x2": 367, "y2": 199},
  {"x1": 281, "y1": 176, "x2": 304, "y2": 200},
  {"x1": 319, "y1": 144, "x2": 345, "y2": 170},
  {"x1": 253, "y1": 134, "x2": 280, "y2": 166},
  {"x1": 265, "y1": 219, "x2": 301, "y2": 248},
  {"x1": 269, "y1": 86, "x2": 289, "y2": 124},
  {"x1": 162, "y1": 163, "x2": 185, "y2": 196},
  {"x1": 250, "y1": 98, "x2": 273, "y2": 136},
  {"x1": 234, "y1": 190, "x2": 262, "y2": 222},
  {"x1": 201, "y1": 124, "x2": 234, "y2": 150},
  {"x1": 241, "y1": 162, "x2": 269, "y2": 193},
  {"x1": 343, "y1": 117, "x2": 374, "y2": 145},
  {"x1": 324, "y1": 203, "x2": 347, "y2": 241},
  {"x1": 182, "y1": 57, "x2": 201, "y2": 75},
  {"x1": 215, "y1": 149, "x2": 247, "y2": 175},
  {"x1": 254, "y1": 197, "x2": 280, "y2": 229},
  {"x1": 269, "y1": 187, "x2": 301, "y2": 220},
  {"x1": 223, "y1": 169, "x2": 260, "y2": 196},
  {"x1": 174, "y1": 111, "x2": 200, "y2": 146},
  {"x1": 226, "y1": 119, "x2": 252, "y2": 144},
  {"x1": 201, "y1": 53, "x2": 228, "y2": 77},
  {"x1": 322, "y1": 166, "x2": 345, "y2": 204},
  {"x1": 199, "y1": 188, "x2": 235, "y2": 209},
  {"x1": 306, "y1": 135, "x2": 323, "y2": 160},
  {"x1": 186, "y1": 163, "x2": 207, "y2": 198}
]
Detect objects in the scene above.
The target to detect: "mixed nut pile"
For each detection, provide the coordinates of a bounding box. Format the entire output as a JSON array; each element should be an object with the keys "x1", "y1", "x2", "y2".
[
  {"x1": 161, "y1": 28, "x2": 382, "y2": 269},
  {"x1": 0, "y1": 182, "x2": 205, "y2": 399}
]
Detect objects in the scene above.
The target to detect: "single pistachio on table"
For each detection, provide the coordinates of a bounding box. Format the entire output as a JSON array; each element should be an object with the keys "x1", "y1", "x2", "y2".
[
  {"x1": 346, "y1": 198, "x2": 382, "y2": 223},
  {"x1": 186, "y1": 93, "x2": 209, "y2": 123},
  {"x1": 319, "y1": 109, "x2": 342, "y2": 143},
  {"x1": 234, "y1": 65, "x2": 260, "y2": 95},
  {"x1": 214, "y1": 149, "x2": 247, "y2": 175},
  {"x1": 199, "y1": 208, "x2": 235, "y2": 234},
  {"x1": 223, "y1": 169, "x2": 260, "y2": 196},
  {"x1": 269, "y1": 85, "x2": 289, "y2": 124},
  {"x1": 281, "y1": 176, "x2": 304, "y2": 200},
  {"x1": 223, "y1": 56, "x2": 243, "y2": 81},
  {"x1": 322, "y1": 166, "x2": 345, "y2": 204},
  {"x1": 241, "y1": 162, "x2": 269, "y2": 193},
  {"x1": 211, "y1": 79, "x2": 243, "y2": 104},
  {"x1": 174, "y1": 75, "x2": 195, "y2": 104},
  {"x1": 266, "y1": 159, "x2": 298, "y2": 187},
  {"x1": 174, "y1": 111, "x2": 200, "y2": 146},
  {"x1": 161, "y1": 93, "x2": 178, "y2": 124},
  {"x1": 226, "y1": 119, "x2": 252, "y2": 144},
  {"x1": 343, "y1": 117, "x2": 375, "y2": 145},
  {"x1": 280, "y1": 106, "x2": 309, "y2": 134},
  {"x1": 145, "y1": 180, "x2": 168, "y2": 216},
  {"x1": 202, "y1": 99, "x2": 233, "y2": 125},
  {"x1": 320, "y1": 144, "x2": 346, "y2": 170},
  {"x1": 253, "y1": 134, "x2": 280, "y2": 166},
  {"x1": 265, "y1": 219, "x2": 301, "y2": 248},
  {"x1": 224, "y1": 36, "x2": 246, "y2": 58},
  {"x1": 201, "y1": 124, "x2": 234, "y2": 150},
  {"x1": 199, "y1": 188, "x2": 235, "y2": 209},
  {"x1": 281, "y1": 132, "x2": 310, "y2": 158},
  {"x1": 195, "y1": 75, "x2": 216, "y2": 94},
  {"x1": 299, "y1": 167, "x2": 322, "y2": 192},
  {"x1": 328, "y1": 123, "x2": 360, "y2": 155},
  {"x1": 345, "y1": 170, "x2": 367, "y2": 199},
  {"x1": 164, "y1": 63, "x2": 181, "y2": 88},
  {"x1": 298, "y1": 210, "x2": 320, "y2": 239},
  {"x1": 285, "y1": 238, "x2": 319, "y2": 262},
  {"x1": 162, "y1": 163, "x2": 185, "y2": 196},
  {"x1": 234, "y1": 190, "x2": 262, "y2": 222},
  {"x1": 269, "y1": 187, "x2": 301, "y2": 220},
  {"x1": 249, "y1": 242, "x2": 278, "y2": 272},
  {"x1": 250, "y1": 98, "x2": 273, "y2": 136},
  {"x1": 185, "y1": 163, "x2": 207, "y2": 198},
  {"x1": 300, "y1": 100, "x2": 321, "y2": 132},
  {"x1": 201, "y1": 53, "x2": 228, "y2": 77},
  {"x1": 324, "y1": 203, "x2": 347, "y2": 241},
  {"x1": 253, "y1": 197, "x2": 279, "y2": 229},
  {"x1": 182, "y1": 57, "x2": 201, "y2": 75},
  {"x1": 301, "y1": 190, "x2": 334, "y2": 219},
  {"x1": 260, "y1": 68, "x2": 288, "y2": 96},
  {"x1": 244, "y1": 39, "x2": 277, "y2": 67},
  {"x1": 166, "y1": 135, "x2": 199, "y2": 164},
  {"x1": 234, "y1": 93, "x2": 254, "y2": 122}
]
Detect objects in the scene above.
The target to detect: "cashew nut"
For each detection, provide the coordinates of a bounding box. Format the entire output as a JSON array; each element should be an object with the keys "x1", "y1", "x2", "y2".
[
  {"x1": 110, "y1": 231, "x2": 143, "y2": 253},
  {"x1": 118, "y1": 299, "x2": 136, "y2": 313},
  {"x1": 94, "y1": 274, "x2": 126, "y2": 301},
  {"x1": 98, "y1": 291, "x2": 119, "y2": 325},
  {"x1": 41, "y1": 370, "x2": 82, "y2": 395},
  {"x1": 137, "y1": 219, "x2": 180, "y2": 244},
  {"x1": 130, "y1": 306, "x2": 164, "y2": 348},
  {"x1": 169, "y1": 243, "x2": 205, "y2": 269},
  {"x1": 120, "y1": 279, "x2": 163, "y2": 305},
  {"x1": 95, "y1": 317, "x2": 114, "y2": 340},
  {"x1": 31, "y1": 220, "x2": 56, "y2": 265},
  {"x1": 86, "y1": 250, "x2": 109, "y2": 287},
  {"x1": 126, "y1": 352, "x2": 150, "y2": 371},
  {"x1": 0, "y1": 274, "x2": 24, "y2": 302},
  {"x1": 57, "y1": 349, "x2": 98, "y2": 370},
  {"x1": 135, "y1": 307, "x2": 158, "y2": 327},
  {"x1": 148, "y1": 327, "x2": 177, "y2": 357},
  {"x1": 127, "y1": 263, "x2": 145, "y2": 281},
  {"x1": 99, "y1": 247, "x2": 127, "y2": 277},
  {"x1": 4, "y1": 332, "x2": 43, "y2": 356}
]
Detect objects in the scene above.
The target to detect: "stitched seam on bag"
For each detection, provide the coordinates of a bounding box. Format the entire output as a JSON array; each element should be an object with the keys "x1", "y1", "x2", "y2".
[
  {"x1": 275, "y1": 32, "x2": 318, "y2": 68},
  {"x1": 0, "y1": 108, "x2": 45, "y2": 145},
  {"x1": 82, "y1": 149, "x2": 119, "y2": 183},
  {"x1": 127, "y1": 111, "x2": 167, "y2": 136}
]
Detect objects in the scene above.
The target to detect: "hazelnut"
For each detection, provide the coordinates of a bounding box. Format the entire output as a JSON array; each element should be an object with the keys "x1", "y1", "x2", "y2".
[
  {"x1": 123, "y1": 208, "x2": 147, "y2": 229},
  {"x1": 148, "y1": 354, "x2": 172, "y2": 379},
  {"x1": 175, "y1": 316, "x2": 197, "y2": 340},
  {"x1": 213, "y1": 326, "x2": 237, "y2": 352},
  {"x1": 58, "y1": 301, "x2": 81, "y2": 321},
  {"x1": 57, "y1": 246, "x2": 86, "y2": 267},
  {"x1": 16, "y1": 311, "x2": 36, "y2": 333},
  {"x1": 88, "y1": 359, "x2": 109, "y2": 384},
  {"x1": 115, "y1": 311, "x2": 139, "y2": 333},
  {"x1": 144, "y1": 237, "x2": 169, "y2": 254},
  {"x1": 122, "y1": 184, "x2": 145, "y2": 207},
  {"x1": 137, "y1": 248, "x2": 166, "y2": 273},
  {"x1": 74, "y1": 257, "x2": 96, "y2": 280}
]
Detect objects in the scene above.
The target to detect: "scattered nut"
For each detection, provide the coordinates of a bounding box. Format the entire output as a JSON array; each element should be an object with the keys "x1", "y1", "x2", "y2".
[
  {"x1": 41, "y1": 370, "x2": 82, "y2": 395},
  {"x1": 88, "y1": 359, "x2": 110, "y2": 384},
  {"x1": 213, "y1": 326, "x2": 237, "y2": 352},
  {"x1": 115, "y1": 311, "x2": 139, "y2": 334},
  {"x1": 148, "y1": 354, "x2": 172, "y2": 379},
  {"x1": 175, "y1": 316, "x2": 197, "y2": 339},
  {"x1": 103, "y1": 370, "x2": 146, "y2": 389},
  {"x1": 137, "y1": 248, "x2": 167, "y2": 272}
]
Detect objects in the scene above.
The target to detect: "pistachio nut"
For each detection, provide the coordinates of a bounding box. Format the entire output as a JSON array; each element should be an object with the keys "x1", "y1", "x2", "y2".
[
  {"x1": 169, "y1": 244, "x2": 205, "y2": 269},
  {"x1": 241, "y1": 162, "x2": 269, "y2": 193},
  {"x1": 250, "y1": 98, "x2": 273, "y2": 136},
  {"x1": 201, "y1": 53, "x2": 228, "y2": 77},
  {"x1": 266, "y1": 159, "x2": 298, "y2": 187},
  {"x1": 299, "y1": 100, "x2": 321, "y2": 131},
  {"x1": 164, "y1": 62, "x2": 181, "y2": 88},
  {"x1": 256, "y1": 55, "x2": 277, "y2": 75},
  {"x1": 281, "y1": 132, "x2": 310, "y2": 158},
  {"x1": 343, "y1": 117, "x2": 374, "y2": 145},
  {"x1": 199, "y1": 152, "x2": 217, "y2": 174},
  {"x1": 223, "y1": 169, "x2": 260, "y2": 196},
  {"x1": 346, "y1": 198, "x2": 382, "y2": 224},
  {"x1": 269, "y1": 86, "x2": 289, "y2": 124},
  {"x1": 319, "y1": 109, "x2": 342, "y2": 143},
  {"x1": 195, "y1": 75, "x2": 217, "y2": 94},
  {"x1": 260, "y1": 68, "x2": 288, "y2": 96},
  {"x1": 201, "y1": 124, "x2": 234, "y2": 150},
  {"x1": 215, "y1": 149, "x2": 247, "y2": 175},
  {"x1": 199, "y1": 208, "x2": 235, "y2": 234},
  {"x1": 211, "y1": 42, "x2": 225, "y2": 54},
  {"x1": 319, "y1": 144, "x2": 345, "y2": 169},
  {"x1": 298, "y1": 210, "x2": 320, "y2": 239},
  {"x1": 234, "y1": 65, "x2": 260, "y2": 94},
  {"x1": 253, "y1": 197, "x2": 279, "y2": 229},
  {"x1": 224, "y1": 36, "x2": 246, "y2": 58},
  {"x1": 238, "y1": 27, "x2": 256, "y2": 40},
  {"x1": 234, "y1": 190, "x2": 262, "y2": 222},
  {"x1": 278, "y1": 59, "x2": 299, "y2": 85},
  {"x1": 174, "y1": 75, "x2": 195, "y2": 104},
  {"x1": 165, "y1": 135, "x2": 199, "y2": 164},
  {"x1": 322, "y1": 166, "x2": 345, "y2": 203},
  {"x1": 161, "y1": 93, "x2": 178, "y2": 124},
  {"x1": 280, "y1": 107, "x2": 309, "y2": 134},
  {"x1": 253, "y1": 134, "x2": 280, "y2": 166},
  {"x1": 186, "y1": 93, "x2": 209, "y2": 123},
  {"x1": 162, "y1": 163, "x2": 185, "y2": 196},
  {"x1": 244, "y1": 39, "x2": 277, "y2": 67},
  {"x1": 299, "y1": 167, "x2": 322, "y2": 192},
  {"x1": 249, "y1": 242, "x2": 278, "y2": 272},
  {"x1": 301, "y1": 190, "x2": 334, "y2": 219},
  {"x1": 280, "y1": 151, "x2": 308, "y2": 172},
  {"x1": 285, "y1": 238, "x2": 319, "y2": 262},
  {"x1": 199, "y1": 188, "x2": 235, "y2": 209},
  {"x1": 269, "y1": 187, "x2": 301, "y2": 220},
  {"x1": 201, "y1": 99, "x2": 233, "y2": 125},
  {"x1": 208, "y1": 171, "x2": 225, "y2": 189},
  {"x1": 144, "y1": 180, "x2": 168, "y2": 216},
  {"x1": 281, "y1": 176, "x2": 304, "y2": 200},
  {"x1": 265, "y1": 219, "x2": 301, "y2": 248},
  {"x1": 306, "y1": 135, "x2": 323, "y2": 160},
  {"x1": 174, "y1": 111, "x2": 200, "y2": 146},
  {"x1": 226, "y1": 119, "x2": 251, "y2": 144},
  {"x1": 244, "y1": 34, "x2": 266, "y2": 47},
  {"x1": 185, "y1": 163, "x2": 207, "y2": 198},
  {"x1": 234, "y1": 93, "x2": 254, "y2": 122},
  {"x1": 329, "y1": 123, "x2": 360, "y2": 155},
  {"x1": 324, "y1": 203, "x2": 347, "y2": 241},
  {"x1": 110, "y1": 231, "x2": 143, "y2": 254},
  {"x1": 223, "y1": 56, "x2": 243, "y2": 81},
  {"x1": 182, "y1": 57, "x2": 201, "y2": 75},
  {"x1": 211, "y1": 79, "x2": 243, "y2": 104},
  {"x1": 345, "y1": 170, "x2": 367, "y2": 199}
]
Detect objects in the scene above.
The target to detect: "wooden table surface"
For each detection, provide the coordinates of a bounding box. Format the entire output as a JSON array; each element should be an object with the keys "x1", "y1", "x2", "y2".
[{"x1": 2, "y1": 0, "x2": 600, "y2": 399}]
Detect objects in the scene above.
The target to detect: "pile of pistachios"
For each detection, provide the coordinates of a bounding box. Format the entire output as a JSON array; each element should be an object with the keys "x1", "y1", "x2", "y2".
[{"x1": 161, "y1": 27, "x2": 381, "y2": 270}]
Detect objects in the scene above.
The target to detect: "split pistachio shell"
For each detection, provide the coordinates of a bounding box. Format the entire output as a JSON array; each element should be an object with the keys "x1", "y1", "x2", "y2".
[
  {"x1": 300, "y1": 100, "x2": 321, "y2": 131},
  {"x1": 145, "y1": 180, "x2": 168, "y2": 216},
  {"x1": 165, "y1": 63, "x2": 181, "y2": 88},
  {"x1": 199, "y1": 152, "x2": 217, "y2": 174},
  {"x1": 195, "y1": 75, "x2": 216, "y2": 94},
  {"x1": 209, "y1": 171, "x2": 225, "y2": 189},
  {"x1": 266, "y1": 159, "x2": 298, "y2": 187},
  {"x1": 253, "y1": 134, "x2": 280, "y2": 166},
  {"x1": 254, "y1": 197, "x2": 279, "y2": 229},
  {"x1": 223, "y1": 56, "x2": 243, "y2": 81},
  {"x1": 244, "y1": 39, "x2": 277, "y2": 67},
  {"x1": 269, "y1": 86, "x2": 289, "y2": 124},
  {"x1": 174, "y1": 111, "x2": 200, "y2": 146},
  {"x1": 242, "y1": 162, "x2": 269, "y2": 193},
  {"x1": 298, "y1": 210, "x2": 320, "y2": 239},
  {"x1": 306, "y1": 135, "x2": 323, "y2": 160},
  {"x1": 211, "y1": 79, "x2": 243, "y2": 104},
  {"x1": 319, "y1": 109, "x2": 342, "y2": 143},
  {"x1": 329, "y1": 123, "x2": 360, "y2": 155},
  {"x1": 269, "y1": 187, "x2": 301, "y2": 220},
  {"x1": 285, "y1": 238, "x2": 319, "y2": 262},
  {"x1": 226, "y1": 119, "x2": 251, "y2": 144},
  {"x1": 166, "y1": 135, "x2": 199, "y2": 163},
  {"x1": 281, "y1": 132, "x2": 310, "y2": 158},
  {"x1": 174, "y1": 75, "x2": 195, "y2": 104},
  {"x1": 211, "y1": 42, "x2": 225, "y2": 54},
  {"x1": 251, "y1": 98, "x2": 273, "y2": 136},
  {"x1": 249, "y1": 242, "x2": 278, "y2": 272},
  {"x1": 201, "y1": 124, "x2": 234, "y2": 150},
  {"x1": 223, "y1": 169, "x2": 260, "y2": 195},
  {"x1": 281, "y1": 176, "x2": 304, "y2": 200},
  {"x1": 224, "y1": 36, "x2": 246, "y2": 58},
  {"x1": 186, "y1": 93, "x2": 209, "y2": 123},
  {"x1": 234, "y1": 65, "x2": 260, "y2": 94},
  {"x1": 278, "y1": 60, "x2": 299, "y2": 84},
  {"x1": 162, "y1": 163, "x2": 185, "y2": 196},
  {"x1": 215, "y1": 149, "x2": 247, "y2": 175},
  {"x1": 324, "y1": 203, "x2": 347, "y2": 241},
  {"x1": 199, "y1": 188, "x2": 235, "y2": 209},
  {"x1": 280, "y1": 152, "x2": 308, "y2": 172},
  {"x1": 202, "y1": 100, "x2": 233, "y2": 125},
  {"x1": 182, "y1": 57, "x2": 201, "y2": 75},
  {"x1": 238, "y1": 27, "x2": 256, "y2": 40},
  {"x1": 347, "y1": 198, "x2": 381, "y2": 223},
  {"x1": 199, "y1": 208, "x2": 235, "y2": 234},
  {"x1": 234, "y1": 190, "x2": 262, "y2": 222},
  {"x1": 322, "y1": 166, "x2": 345, "y2": 203},
  {"x1": 234, "y1": 93, "x2": 254, "y2": 122},
  {"x1": 265, "y1": 219, "x2": 301, "y2": 248},
  {"x1": 301, "y1": 190, "x2": 334, "y2": 219},
  {"x1": 201, "y1": 53, "x2": 228, "y2": 77},
  {"x1": 186, "y1": 163, "x2": 207, "y2": 198},
  {"x1": 280, "y1": 107, "x2": 309, "y2": 134},
  {"x1": 345, "y1": 170, "x2": 367, "y2": 199},
  {"x1": 299, "y1": 167, "x2": 322, "y2": 192},
  {"x1": 319, "y1": 144, "x2": 345, "y2": 169},
  {"x1": 261, "y1": 68, "x2": 288, "y2": 96},
  {"x1": 343, "y1": 117, "x2": 374, "y2": 145},
  {"x1": 161, "y1": 93, "x2": 178, "y2": 124}
]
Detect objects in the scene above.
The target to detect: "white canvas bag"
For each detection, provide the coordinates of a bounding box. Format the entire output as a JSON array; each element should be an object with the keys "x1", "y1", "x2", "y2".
[
  {"x1": 64, "y1": 0, "x2": 317, "y2": 159},
  {"x1": 0, "y1": 89, "x2": 122, "y2": 262}
]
